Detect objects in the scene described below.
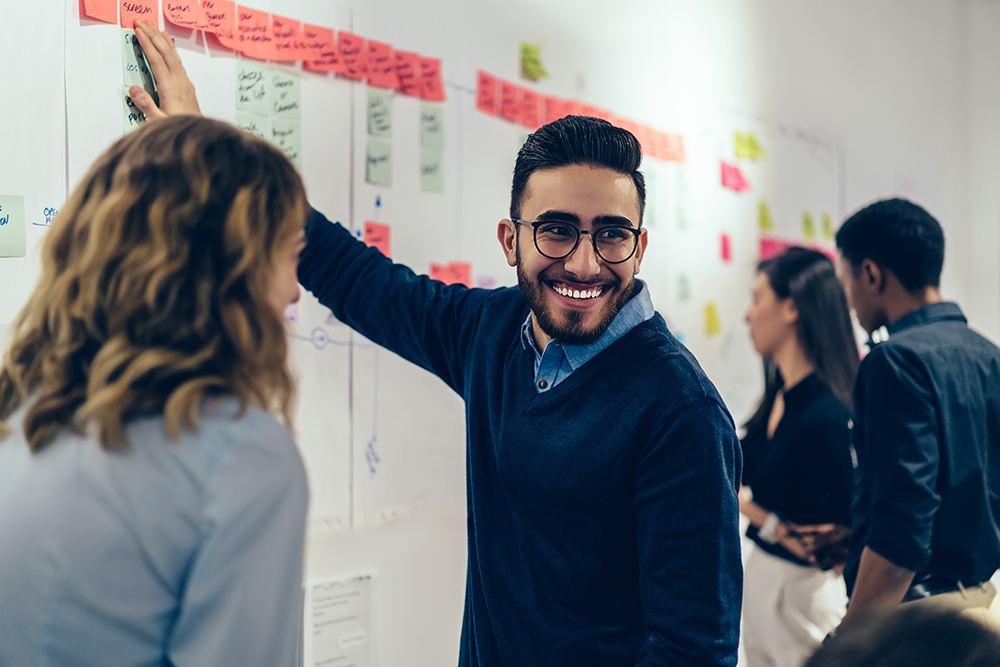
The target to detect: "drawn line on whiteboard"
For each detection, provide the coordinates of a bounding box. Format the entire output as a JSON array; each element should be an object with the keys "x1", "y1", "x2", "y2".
[
  {"x1": 363, "y1": 349, "x2": 380, "y2": 478},
  {"x1": 444, "y1": 80, "x2": 474, "y2": 95},
  {"x1": 288, "y1": 326, "x2": 376, "y2": 352}
]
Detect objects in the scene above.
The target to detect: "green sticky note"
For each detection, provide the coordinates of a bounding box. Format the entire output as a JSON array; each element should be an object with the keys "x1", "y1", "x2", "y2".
[
  {"x1": 420, "y1": 149, "x2": 444, "y2": 193},
  {"x1": 236, "y1": 61, "x2": 272, "y2": 117},
  {"x1": 0, "y1": 194, "x2": 27, "y2": 258},
  {"x1": 520, "y1": 42, "x2": 549, "y2": 81},
  {"x1": 236, "y1": 112, "x2": 270, "y2": 141},
  {"x1": 270, "y1": 69, "x2": 301, "y2": 120},
  {"x1": 802, "y1": 211, "x2": 816, "y2": 240},
  {"x1": 122, "y1": 29, "x2": 156, "y2": 97},
  {"x1": 366, "y1": 139, "x2": 392, "y2": 186},
  {"x1": 678, "y1": 274, "x2": 691, "y2": 303},
  {"x1": 822, "y1": 212, "x2": 834, "y2": 240},
  {"x1": 367, "y1": 90, "x2": 393, "y2": 137},
  {"x1": 269, "y1": 119, "x2": 302, "y2": 171},
  {"x1": 421, "y1": 104, "x2": 444, "y2": 149},
  {"x1": 759, "y1": 201, "x2": 776, "y2": 232},
  {"x1": 123, "y1": 87, "x2": 147, "y2": 134}
]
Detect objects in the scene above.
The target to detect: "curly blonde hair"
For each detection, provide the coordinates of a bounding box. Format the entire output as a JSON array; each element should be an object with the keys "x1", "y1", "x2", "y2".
[{"x1": 0, "y1": 116, "x2": 306, "y2": 450}]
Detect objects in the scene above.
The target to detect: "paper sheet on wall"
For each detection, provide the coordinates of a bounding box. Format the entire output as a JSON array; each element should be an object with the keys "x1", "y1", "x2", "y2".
[
  {"x1": 0, "y1": 195, "x2": 27, "y2": 258},
  {"x1": 303, "y1": 573, "x2": 377, "y2": 667}
]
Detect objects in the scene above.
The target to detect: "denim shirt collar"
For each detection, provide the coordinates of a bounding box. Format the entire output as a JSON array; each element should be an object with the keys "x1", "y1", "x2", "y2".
[{"x1": 869, "y1": 302, "x2": 966, "y2": 347}]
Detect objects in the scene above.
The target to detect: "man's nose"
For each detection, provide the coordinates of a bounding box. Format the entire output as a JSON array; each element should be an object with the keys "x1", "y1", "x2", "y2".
[{"x1": 562, "y1": 233, "x2": 601, "y2": 279}]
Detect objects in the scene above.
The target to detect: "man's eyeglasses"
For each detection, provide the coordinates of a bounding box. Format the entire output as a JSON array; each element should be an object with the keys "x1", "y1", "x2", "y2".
[{"x1": 512, "y1": 219, "x2": 642, "y2": 264}]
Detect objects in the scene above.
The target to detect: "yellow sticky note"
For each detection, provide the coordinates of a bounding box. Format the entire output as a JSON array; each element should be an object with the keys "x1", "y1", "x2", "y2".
[
  {"x1": 735, "y1": 132, "x2": 765, "y2": 160},
  {"x1": 758, "y1": 201, "x2": 776, "y2": 232},
  {"x1": 802, "y1": 212, "x2": 816, "y2": 240},
  {"x1": 822, "y1": 212, "x2": 834, "y2": 241},
  {"x1": 704, "y1": 302, "x2": 722, "y2": 337},
  {"x1": 520, "y1": 43, "x2": 549, "y2": 81}
]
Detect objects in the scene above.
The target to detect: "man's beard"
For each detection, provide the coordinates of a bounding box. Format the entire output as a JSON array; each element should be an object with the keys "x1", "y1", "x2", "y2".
[{"x1": 515, "y1": 244, "x2": 635, "y2": 345}]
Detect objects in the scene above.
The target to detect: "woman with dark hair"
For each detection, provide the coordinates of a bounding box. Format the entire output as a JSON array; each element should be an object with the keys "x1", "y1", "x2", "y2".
[
  {"x1": 0, "y1": 116, "x2": 309, "y2": 665},
  {"x1": 740, "y1": 247, "x2": 860, "y2": 667}
]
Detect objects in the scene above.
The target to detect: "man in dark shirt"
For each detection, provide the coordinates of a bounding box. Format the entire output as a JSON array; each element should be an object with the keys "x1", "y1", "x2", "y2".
[{"x1": 831, "y1": 198, "x2": 1000, "y2": 626}]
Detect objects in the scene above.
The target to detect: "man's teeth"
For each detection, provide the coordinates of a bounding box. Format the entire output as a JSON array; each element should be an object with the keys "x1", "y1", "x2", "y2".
[{"x1": 553, "y1": 285, "x2": 603, "y2": 300}]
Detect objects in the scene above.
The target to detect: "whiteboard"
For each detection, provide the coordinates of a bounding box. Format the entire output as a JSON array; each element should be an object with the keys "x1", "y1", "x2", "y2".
[{"x1": 11, "y1": 0, "x2": 842, "y2": 532}]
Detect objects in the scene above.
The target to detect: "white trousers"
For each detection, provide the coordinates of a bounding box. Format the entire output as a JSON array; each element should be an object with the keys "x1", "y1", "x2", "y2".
[{"x1": 742, "y1": 547, "x2": 847, "y2": 667}]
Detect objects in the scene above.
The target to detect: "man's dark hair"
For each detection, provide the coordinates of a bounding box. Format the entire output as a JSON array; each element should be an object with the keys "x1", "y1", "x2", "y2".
[
  {"x1": 835, "y1": 198, "x2": 945, "y2": 291},
  {"x1": 510, "y1": 116, "x2": 646, "y2": 224},
  {"x1": 804, "y1": 604, "x2": 1000, "y2": 667}
]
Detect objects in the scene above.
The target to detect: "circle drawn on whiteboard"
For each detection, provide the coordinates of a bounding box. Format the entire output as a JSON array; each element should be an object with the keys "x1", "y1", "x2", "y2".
[{"x1": 311, "y1": 326, "x2": 330, "y2": 351}]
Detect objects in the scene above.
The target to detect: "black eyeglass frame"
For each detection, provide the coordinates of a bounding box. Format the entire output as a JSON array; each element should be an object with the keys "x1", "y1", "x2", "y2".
[{"x1": 511, "y1": 218, "x2": 643, "y2": 264}]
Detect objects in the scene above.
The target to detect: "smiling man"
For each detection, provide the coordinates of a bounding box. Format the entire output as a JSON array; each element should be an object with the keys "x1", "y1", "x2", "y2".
[
  {"x1": 298, "y1": 118, "x2": 743, "y2": 667},
  {"x1": 125, "y1": 23, "x2": 742, "y2": 665}
]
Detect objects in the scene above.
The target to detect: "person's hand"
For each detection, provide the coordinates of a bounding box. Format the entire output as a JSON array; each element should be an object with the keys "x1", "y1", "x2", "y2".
[
  {"x1": 788, "y1": 522, "x2": 852, "y2": 570},
  {"x1": 775, "y1": 522, "x2": 809, "y2": 560},
  {"x1": 128, "y1": 19, "x2": 202, "y2": 119}
]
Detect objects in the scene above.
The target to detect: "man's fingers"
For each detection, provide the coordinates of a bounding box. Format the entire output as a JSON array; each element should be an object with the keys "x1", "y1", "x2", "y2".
[{"x1": 128, "y1": 86, "x2": 166, "y2": 120}]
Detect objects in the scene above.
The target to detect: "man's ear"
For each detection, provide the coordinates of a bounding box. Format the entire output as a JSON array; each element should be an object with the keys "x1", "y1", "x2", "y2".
[
  {"x1": 860, "y1": 259, "x2": 890, "y2": 296},
  {"x1": 498, "y1": 219, "x2": 518, "y2": 267},
  {"x1": 632, "y1": 228, "x2": 649, "y2": 275}
]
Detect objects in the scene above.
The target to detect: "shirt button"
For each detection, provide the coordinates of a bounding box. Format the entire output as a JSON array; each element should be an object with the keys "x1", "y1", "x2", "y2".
[{"x1": 537, "y1": 379, "x2": 548, "y2": 389}]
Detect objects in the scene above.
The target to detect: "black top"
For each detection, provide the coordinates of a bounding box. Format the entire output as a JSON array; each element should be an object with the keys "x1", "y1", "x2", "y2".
[
  {"x1": 742, "y1": 374, "x2": 854, "y2": 566},
  {"x1": 845, "y1": 302, "x2": 1000, "y2": 595}
]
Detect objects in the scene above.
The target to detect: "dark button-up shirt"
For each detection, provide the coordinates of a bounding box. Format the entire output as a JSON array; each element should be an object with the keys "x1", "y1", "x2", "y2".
[
  {"x1": 845, "y1": 302, "x2": 1000, "y2": 594},
  {"x1": 742, "y1": 374, "x2": 854, "y2": 566}
]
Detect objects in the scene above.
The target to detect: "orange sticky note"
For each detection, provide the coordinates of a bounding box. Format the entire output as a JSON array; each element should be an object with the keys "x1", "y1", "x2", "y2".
[
  {"x1": 500, "y1": 82, "x2": 522, "y2": 123},
  {"x1": 721, "y1": 161, "x2": 751, "y2": 192},
  {"x1": 302, "y1": 25, "x2": 344, "y2": 73},
  {"x1": 271, "y1": 15, "x2": 313, "y2": 62},
  {"x1": 83, "y1": 0, "x2": 117, "y2": 24},
  {"x1": 340, "y1": 32, "x2": 368, "y2": 79},
  {"x1": 545, "y1": 97, "x2": 577, "y2": 124},
  {"x1": 663, "y1": 133, "x2": 686, "y2": 162},
  {"x1": 476, "y1": 71, "x2": 498, "y2": 116},
  {"x1": 202, "y1": 0, "x2": 237, "y2": 49},
  {"x1": 634, "y1": 124, "x2": 655, "y2": 156},
  {"x1": 419, "y1": 57, "x2": 446, "y2": 101},
  {"x1": 431, "y1": 261, "x2": 473, "y2": 287},
  {"x1": 363, "y1": 221, "x2": 391, "y2": 258},
  {"x1": 236, "y1": 7, "x2": 274, "y2": 61},
  {"x1": 164, "y1": 1, "x2": 210, "y2": 30},
  {"x1": 521, "y1": 89, "x2": 542, "y2": 129},
  {"x1": 368, "y1": 40, "x2": 399, "y2": 89},
  {"x1": 120, "y1": 0, "x2": 158, "y2": 28},
  {"x1": 581, "y1": 105, "x2": 615, "y2": 125},
  {"x1": 394, "y1": 50, "x2": 421, "y2": 96}
]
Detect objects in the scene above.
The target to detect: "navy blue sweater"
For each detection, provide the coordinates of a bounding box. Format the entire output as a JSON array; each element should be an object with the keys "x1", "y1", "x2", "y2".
[{"x1": 298, "y1": 209, "x2": 743, "y2": 666}]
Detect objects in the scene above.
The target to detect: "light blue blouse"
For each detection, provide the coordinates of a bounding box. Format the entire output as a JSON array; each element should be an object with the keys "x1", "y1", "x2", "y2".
[{"x1": 0, "y1": 399, "x2": 308, "y2": 666}]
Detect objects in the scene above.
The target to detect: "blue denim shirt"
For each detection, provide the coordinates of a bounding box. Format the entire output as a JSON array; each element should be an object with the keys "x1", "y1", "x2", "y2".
[{"x1": 521, "y1": 280, "x2": 655, "y2": 393}]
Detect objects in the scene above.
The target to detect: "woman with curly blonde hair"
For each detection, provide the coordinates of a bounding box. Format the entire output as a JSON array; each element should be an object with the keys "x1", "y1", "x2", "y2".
[{"x1": 0, "y1": 116, "x2": 309, "y2": 666}]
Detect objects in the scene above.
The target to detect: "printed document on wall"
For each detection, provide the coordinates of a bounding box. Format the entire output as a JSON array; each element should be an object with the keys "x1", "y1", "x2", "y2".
[{"x1": 303, "y1": 573, "x2": 378, "y2": 667}]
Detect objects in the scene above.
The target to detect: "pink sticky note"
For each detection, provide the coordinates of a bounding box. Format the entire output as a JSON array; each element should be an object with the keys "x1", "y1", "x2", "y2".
[
  {"x1": 721, "y1": 161, "x2": 751, "y2": 192},
  {"x1": 634, "y1": 124, "x2": 655, "y2": 156},
  {"x1": 164, "y1": 1, "x2": 211, "y2": 30},
  {"x1": 202, "y1": 0, "x2": 237, "y2": 49},
  {"x1": 663, "y1": 133, "x2": 686, "y2": 162},
  {"x1": 235, "y1": 7, "x2": 274, "y2": 61},
  {"x1": 84, "y1": 0, "x2": 118, "y2": 24},
  {"x1": 476, "y1": 71, "x2": 499, "y2": 116},
  {"x1": 721, "y1": 233, "x2": 732, "y2": 263},
  {"x1": 521, "y1": 89, "x2": 541, "y2": 129},
  {"x1": 430, "y1": 262, "x2": 473, "y2": 286},
  {"x1": 544, "y1": 97, "x2": 564, "y2": 124},
  {"x1": 363, "y1": 221, "x2": 391, "y2": 258},
  {"x1": 419, "y1": 57, "x2": 446, "y2": 101},
  {"x1": 120, "y1": 0, "x2": 158, "y2": 28},
  {"x1": 367, "y1": 40, "x2": 399, "y2": 89},
  {"x1": 500, "y1": 82, "x2": 522, "y2": 123},
  {"x1": 340, "y1": 32, "x2": 368, "y2": 79},
  {"x1": 394, "y1": 50, "x2": 421, "y2": 96},
  {"x1": 302, "y1": 25, "x2": 344, "y2": 73}
]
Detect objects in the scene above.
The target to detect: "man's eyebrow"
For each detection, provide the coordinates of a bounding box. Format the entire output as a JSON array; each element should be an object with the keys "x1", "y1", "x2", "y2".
[{"x1": 534, "y1": 211, "x2": 636, "y2": 228}]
